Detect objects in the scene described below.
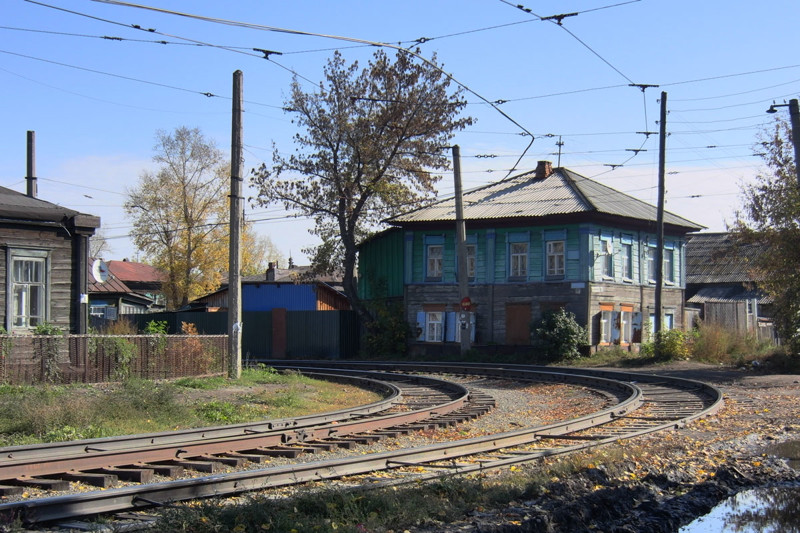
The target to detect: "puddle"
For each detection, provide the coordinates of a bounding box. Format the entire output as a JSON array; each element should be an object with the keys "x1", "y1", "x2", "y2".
[
  {"x1": 679, "y1": 485, "x2": 800, "y2": 532},
  {"x1": 767, "y1": 440, "x2": 800, "y2": 469}
]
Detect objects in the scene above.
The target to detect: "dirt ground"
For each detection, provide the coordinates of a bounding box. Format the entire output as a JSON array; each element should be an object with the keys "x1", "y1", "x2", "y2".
[{"x1": 417, "y1": 362, "x2": 800, "y2": 532}]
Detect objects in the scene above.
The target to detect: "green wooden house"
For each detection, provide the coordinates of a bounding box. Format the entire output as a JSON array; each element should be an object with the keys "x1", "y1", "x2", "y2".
[{"x1": 358, "y1": 161, "x2": 703, "y2": 350}]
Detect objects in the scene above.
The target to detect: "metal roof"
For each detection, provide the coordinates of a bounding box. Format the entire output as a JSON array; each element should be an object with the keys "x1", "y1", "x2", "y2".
[
  {"x1": 387, "y1": 167, "x2": 703, "y2": 231},
  {"x1": 685, "y1": 232, "x2": 767, "y2": 284},
  {"x1": 0, "y1": 185, "x2": 99, "y2": 227},
  {"x1": 687, "y1": 286, "x2": 773, "y2": 305}
]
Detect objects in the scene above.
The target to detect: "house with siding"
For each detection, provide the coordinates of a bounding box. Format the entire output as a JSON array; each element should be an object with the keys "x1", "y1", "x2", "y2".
[
  {"x1": 358, "y1": 161, "x2": 703, "y2": 351},
  {"x1": 88, "y1": 258, "x2": 166, "y2": 319},
  {"x1": 0, "y1": 184, "x2": 99, "y2": 333},
  {"x1": 190, "y1": 263, "x2": 350, "y2": 312},
  {"x1": 685, "y1": 232, "x2": 775, "y2": 341}
]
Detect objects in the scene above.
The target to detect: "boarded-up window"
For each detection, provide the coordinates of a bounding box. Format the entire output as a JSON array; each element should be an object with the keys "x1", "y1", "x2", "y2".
[{"x1": 506, "y1": 303, "x2": 531, "y2": 345}]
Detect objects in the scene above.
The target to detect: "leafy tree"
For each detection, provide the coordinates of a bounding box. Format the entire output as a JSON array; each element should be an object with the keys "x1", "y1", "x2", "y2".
[
  {"x1": 251, "y1": 49, "x2": 473, "y2": 323},
  {"x1": 126, "y1": 127, "x2": 280, "y2": 309},
  {"x1": 732, "y1": 116, "x2": 800, "y2": 351},
  {"x1": 241, "y1": 232, "x2": 284, "y2": 276}
]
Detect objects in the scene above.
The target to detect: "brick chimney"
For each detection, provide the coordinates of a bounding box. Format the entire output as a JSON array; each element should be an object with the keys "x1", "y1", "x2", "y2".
[
  {"x1": 535, "y1": 160, "x2": 553, "y2": 179},
  {"x1": 266, "y1": 262, "x2": 276, "y2": 281}
]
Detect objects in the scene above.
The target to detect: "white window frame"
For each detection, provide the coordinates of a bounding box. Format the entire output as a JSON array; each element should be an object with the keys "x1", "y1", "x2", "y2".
[
  {"x1": 8, "y1": 249, "x2": 50, "y2": 331},
  {"x1": 645, "y1": 246, "x2": 657, "y2": 283},
  {"x1": 426, "y1": 311, "x2": 444, "y2": 342},
  {"x1": 509, "y1": 242, "x2": 528, "y2": 279},
  {"x1": 620, "y1": 309, "x2": 633, "y2": 344},
  {"x1": 600, "y1": 309, "x2": 613, "y2": 344},
  {"x1": 546, "y1": 240, "x2": 565, "y2": 278},
  {"x1": 621, "y1": 242, "x2": 633, "y2": 280},
  {"x1": 426, "y1": 244, "x2": 443, "y2": 280},
  {"x1": 663, "y1": 248, "x2": 675, "y2": 283},
  {"x1": 601, "y1": 239, "x2": 613, "y2": 278},
  {"x1": 465, "y1": 243, "x2": 476, "y2": 280}
]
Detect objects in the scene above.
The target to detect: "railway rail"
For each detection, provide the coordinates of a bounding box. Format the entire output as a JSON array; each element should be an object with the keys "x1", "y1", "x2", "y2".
[{"x1": 0, "y1": 363, "x2": 723, "y2": 528}]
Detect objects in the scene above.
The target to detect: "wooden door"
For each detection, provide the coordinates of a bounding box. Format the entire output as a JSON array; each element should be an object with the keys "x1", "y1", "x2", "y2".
[{"x1": 506, "y1": 303, "x2": 532, "y2": 345}]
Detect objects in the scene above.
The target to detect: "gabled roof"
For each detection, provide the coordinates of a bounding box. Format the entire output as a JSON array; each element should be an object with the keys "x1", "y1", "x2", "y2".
[
  {"x1": 0, "y1": 185, "x2": 100, "y2": 228},
  {"x1": 387, "y1": 166, "x2": 703, "y2": 232},
  {"x1": 106, "y1": 260, "x2": 166, "y2": 283},
  {"x1": 88, "y1": 258, "x2": 154, "y2": 305},
  {"x1": 685, "y1": 232, "x2": 767, "y2": 284}
]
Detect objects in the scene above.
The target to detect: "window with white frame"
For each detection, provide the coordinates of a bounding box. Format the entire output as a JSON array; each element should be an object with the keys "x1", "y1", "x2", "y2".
[
  {"x1": 601, "y1": 239, "x2": 613, "y2": 278},
  {"x1": 426, "y1": 244, "x2": 443, "y2": 280},
  {"x1": 649, "y1": 312, "x2": 675, "y2": 334},
  {"x1": 645, "y1": 246, "x2": 657, "y2": 283},
  {"x1": 509, "y1": 242, "x2": 528, "y2": 278},
  {"x1": 620, "y1": 308, "x2": 633, "y2": 344},
  {"x1": 426, "y1": 311, "x2": 444, "y2": 342},
  {"x1": 10, "y1": 252, "x2": 48, "y2": 329},
  {"x1": 663, "y1": 248, "x2": 675, "y2": 283},
  {"x1": 547, "y1": 240, "x2": 565, "y2": 277},
  {"x1": 600, "y1": 309, "x2": 613, "y2": 344},
  {"x1": 466, "y1": 244, "x2": 476, "y2": 279},
  {"x1": 621, "y1": 242, "x2": 633, "y2": 280}
]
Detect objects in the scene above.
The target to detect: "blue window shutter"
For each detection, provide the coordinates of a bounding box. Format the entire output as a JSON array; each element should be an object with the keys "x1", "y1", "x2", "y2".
[
  {"x1": 632, "y1": 312, "x2": 643, "y2": 343},
  {"x1": 416, "y1": 311, "x2": 426, "y2": 341},
  {"x1": 611, "y1": 311, "x2": 621, "y2": 343},
  {"x1": 445, "y1": 312, "x2": 457, "y2": 342}
]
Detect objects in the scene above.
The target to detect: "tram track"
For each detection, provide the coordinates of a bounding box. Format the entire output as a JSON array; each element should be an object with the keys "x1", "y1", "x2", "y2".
[{"x1": 0, "y1": 363, "x2": 722, "y2": 528}]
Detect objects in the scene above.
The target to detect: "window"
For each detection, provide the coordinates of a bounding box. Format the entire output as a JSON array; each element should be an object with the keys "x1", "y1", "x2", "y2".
[
  {"x1": 663, "y1": 248, "x2": 675, "y2": 283},
  {"x1": 426, "y1": 312, "x2": 444, "y2": 342},
  {"x1": 621, "y1": 242, "x2": 633, "y2": 279},
  {"x1": 11, "y1": 255, "x2": 47, "y2": 329},
  {"x1": 620, "y1": 306, "x2": 633, "y2": 344},
  {"x1": 645, "y1": 246, "x2": 657, "y2": 282},
  {"x1": 466, "y1": 244, "x2": 476, "y2": 280},
  {"x1": 601, "y1": 239, "x2": 613, "y2": 278},
  {"x1": 426, "y1": 244, "x2": 443, "y2": 280},
  {"x1": 649, "y1": 313, "x2": 675, "y2": 334},
  {"x1": 547, "y1": 240, "x2": 565, "y2": 277},
  {"x1": 600, "y1": 308, "x2": 613, "y2": 344},
  {"x1": 510, "y1": 242, "x2": 528, "y2": 278}
]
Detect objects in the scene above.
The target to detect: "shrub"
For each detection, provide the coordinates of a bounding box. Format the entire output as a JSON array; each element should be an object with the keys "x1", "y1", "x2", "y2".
[
  {"x1": 362, "y1": 300, "x2": 411, "y2": 358},
  {"x1": 641, "y1": 329, "x2": 690, "y2": 361},
  {"x1": 530, "y1": 309, "x2": 588, "y2": 361}
]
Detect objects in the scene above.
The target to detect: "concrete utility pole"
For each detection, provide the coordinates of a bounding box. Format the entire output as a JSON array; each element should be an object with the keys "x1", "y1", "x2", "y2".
[
  {"x1": 228, "y1": 70, "x2": 243, "y2": 379},
  {"x1": 654, "y1": 91, "x2": 667, "y2": 339},
  {"x1": 453, "y1": 145, "x2": 471, "y2": 354}
]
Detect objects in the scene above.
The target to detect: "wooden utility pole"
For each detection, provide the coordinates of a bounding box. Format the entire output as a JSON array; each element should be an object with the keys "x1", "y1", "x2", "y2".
[
  {"x1": 453, "y1": 145, "x2": 471, "y2": 354},
  {"x1": 654, "y1": 91, "x2": 667, "y2": 339},
  {"x1": 228, "y1": 70, "x2": 243, "y2": 379}
]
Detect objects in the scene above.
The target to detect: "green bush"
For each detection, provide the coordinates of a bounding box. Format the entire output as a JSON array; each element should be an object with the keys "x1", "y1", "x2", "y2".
[
  {"x1": 641, "y1": 329, "x2": 690, "y2": 361},
  {"x1": 530, "y1": 309, "x2": 588, "y2": 361}
]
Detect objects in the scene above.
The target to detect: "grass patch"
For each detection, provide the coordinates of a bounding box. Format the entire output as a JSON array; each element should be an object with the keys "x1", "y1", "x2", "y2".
[
  {"x1": 0, "y1": 368, "x2": 382, "y2": 447},
  {"x1": 152, "y1": 446, "x2": 632, "y2": 533}
]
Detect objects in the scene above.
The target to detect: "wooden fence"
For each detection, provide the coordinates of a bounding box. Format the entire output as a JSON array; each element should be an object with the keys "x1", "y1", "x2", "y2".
[{"x1": 0, "y1": 334, "x2": 228, "y2": 385}]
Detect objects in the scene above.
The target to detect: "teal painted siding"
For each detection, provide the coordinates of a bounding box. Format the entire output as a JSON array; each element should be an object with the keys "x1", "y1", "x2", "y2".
[
  {"x1": 360, "y1": 223, "x2": 688, "y2": 292},
  {"x1": 358, "y1": 229, "x2": 405, "y2": 300}
]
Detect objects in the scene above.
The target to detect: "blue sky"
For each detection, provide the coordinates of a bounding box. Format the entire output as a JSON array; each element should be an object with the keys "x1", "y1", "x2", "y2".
[{"x1": 2, "y1": 0, "x2": 799, "y2": 264}]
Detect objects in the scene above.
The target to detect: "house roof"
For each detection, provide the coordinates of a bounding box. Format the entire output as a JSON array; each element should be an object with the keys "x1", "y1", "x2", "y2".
[
  {"x1": 685, "y1": 232, "x2": 767, "y2": 285},
  {"x1": 0, "y1": 185, "x2": 100, "y2": 228},
  {"x1": 387, "y1": 166, "x2": 703, "y2": 232},
  {"x1": 88, "y1": 258, "x2": 154, "y2": 305},
  {"x1": 106, "y1": 260, "x2": 166, "y2": 283},
  {"x1": 687, "y1": 286, "x2": 773, "y2": 305}
]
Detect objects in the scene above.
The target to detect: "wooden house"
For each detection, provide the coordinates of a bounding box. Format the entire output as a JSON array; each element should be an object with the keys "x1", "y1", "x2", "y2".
[
  {"x1": 358, "y1": 161, "x2": 703, "y2": 351},
  {"x1": 88, "y1": 258, "x2": 166, "y2": 319},
  {"x1": 685, "y1": 232, "x2": 775, "y2": 341},
  {"x1": 0, "y1": 184, "x2": 99, "y2": 333}
]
